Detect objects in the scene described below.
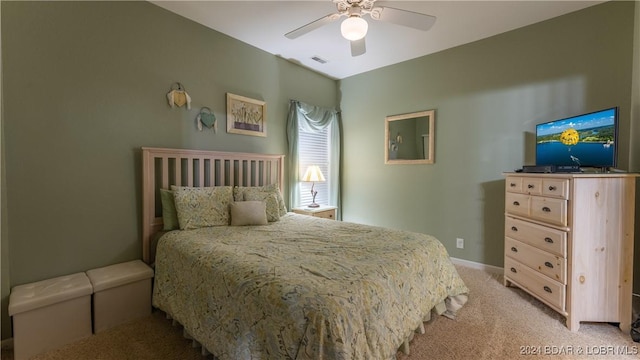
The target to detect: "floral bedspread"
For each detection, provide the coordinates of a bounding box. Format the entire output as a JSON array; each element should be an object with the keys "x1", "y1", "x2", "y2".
[{"x1": 152, "y1": 213, "x2": 468, "y2": 360}]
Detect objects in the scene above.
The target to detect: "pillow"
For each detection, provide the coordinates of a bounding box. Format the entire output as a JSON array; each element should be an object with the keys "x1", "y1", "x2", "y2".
[
  {"x1": 171, "y1": 186, "x2": 233, "y2": 229},
  {"x1": 234, "y1": 184, "x2": 287, "y2": 216},
  {"x1": 160, "y1": 189, "x2": 180, "y2": 230},
  {"x1": 244, "y1": 192, "x2": 280, "y2": 222},
  {"x1": 230, "y1": 201, "x2": 268, "y2": 226}
]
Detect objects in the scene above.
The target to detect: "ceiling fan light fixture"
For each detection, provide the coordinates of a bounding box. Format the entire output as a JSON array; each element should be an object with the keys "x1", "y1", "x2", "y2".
[{"x1": 341, "y1": 16, "x2": 368, "y2": 41}]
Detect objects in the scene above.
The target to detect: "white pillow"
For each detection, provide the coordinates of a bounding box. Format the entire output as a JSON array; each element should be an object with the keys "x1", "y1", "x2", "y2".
[
  {"x1": 230, "y1": 201, "x2": 268, "y2": 226},
  {"x1": 244, "y1": 192, "x2": 280, "y2": 222}
]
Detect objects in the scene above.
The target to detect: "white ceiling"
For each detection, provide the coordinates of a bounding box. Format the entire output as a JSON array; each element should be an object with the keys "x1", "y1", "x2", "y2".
[{"x1": 151, "y1": 0, "x2": 605, "y2": 80}]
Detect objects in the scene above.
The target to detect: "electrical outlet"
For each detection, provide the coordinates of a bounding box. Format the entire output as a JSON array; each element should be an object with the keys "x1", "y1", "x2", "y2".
[{"x1": 456, "y1": 238, "x2": 464, "y2": 249}]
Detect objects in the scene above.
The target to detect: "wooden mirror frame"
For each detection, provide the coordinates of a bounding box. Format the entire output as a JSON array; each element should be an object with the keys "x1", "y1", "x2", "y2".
[{"x1": 385, "y1": 110, "x2": 435, "y2": 164}]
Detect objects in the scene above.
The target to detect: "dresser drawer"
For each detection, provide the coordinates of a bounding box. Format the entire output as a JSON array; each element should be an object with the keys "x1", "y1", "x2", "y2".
[
  {"x1": 530, "y1": 196, "x2": 567, "y2": 226},
  {"x1": 505, "y1": 193, "x2": 530, "y2": 217},
  {"x1": 505, "y1": 237, "x2": 567, "y2": 284},
  {"x1": 522, "y1": 178, "x2": 543, "y2": 195},
  {"x1": 505, "y1": 217, "x2": 567, "y2": 257},
  {"x1": 506, "y1": 176, "x2": 523, "y2": 193},
  {"x1": 313, "y1": 209, "x2": 336, "y2": 220},
  {"x1": 542, "y1": 178, "x2": 569, "y2": 199},
  {"x1": 505, "y1": 257, "x2": 566, "y2": 312}
]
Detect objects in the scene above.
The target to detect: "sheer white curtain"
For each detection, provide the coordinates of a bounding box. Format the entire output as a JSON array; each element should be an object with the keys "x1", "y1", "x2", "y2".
[{"x1": 286, "y1": 100, "x2": 341, "y2": 219}]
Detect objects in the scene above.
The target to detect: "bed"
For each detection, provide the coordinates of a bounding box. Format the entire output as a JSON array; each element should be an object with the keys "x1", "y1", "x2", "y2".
[{"x1": 142, "y1": 147, "x2": 469, "y2": 360}]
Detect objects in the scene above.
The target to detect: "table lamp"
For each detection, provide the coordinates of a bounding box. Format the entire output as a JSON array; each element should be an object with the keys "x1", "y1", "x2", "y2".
[{"x1": 301, "y1": 165, "x2": 325, "y2": 208}]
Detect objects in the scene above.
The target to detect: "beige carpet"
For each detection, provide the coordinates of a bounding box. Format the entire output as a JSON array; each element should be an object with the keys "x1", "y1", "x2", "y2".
[{"x1": 2, "y1": 265, "x2": 638, "y2": 360}]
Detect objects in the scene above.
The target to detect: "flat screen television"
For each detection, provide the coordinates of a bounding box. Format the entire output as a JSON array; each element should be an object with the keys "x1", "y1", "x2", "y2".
[{"x1": 535, "y1": 107, "x2": 618, "y2": 170}]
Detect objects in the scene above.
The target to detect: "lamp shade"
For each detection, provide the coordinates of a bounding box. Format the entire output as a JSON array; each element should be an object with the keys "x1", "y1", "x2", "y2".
[
  {"x1": 301, "y1": 165, "x2": 326, "y2": 182},
  {"x1": 341, "y1": 16, "x2": 368, "y2": 41}
]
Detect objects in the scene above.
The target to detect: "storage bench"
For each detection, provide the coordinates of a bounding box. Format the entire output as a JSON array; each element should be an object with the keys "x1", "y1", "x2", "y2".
[
  {"x1": 8, "y1": 272, "x2": 93, "y2": 360},
  {"x1": 86, "y1": 260, "x2": 154, "y2": 333}
]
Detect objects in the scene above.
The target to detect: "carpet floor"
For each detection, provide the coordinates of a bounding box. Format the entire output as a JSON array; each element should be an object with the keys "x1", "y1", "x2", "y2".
[{"x1": 2, "y1": 265, "x2": 638, "y2": 359}]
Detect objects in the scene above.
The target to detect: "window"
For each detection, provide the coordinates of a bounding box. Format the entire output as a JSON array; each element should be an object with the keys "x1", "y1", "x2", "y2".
[
  {"x1": 287, "y1": 100, "x2": 340, "y2": 215},
  {"x1": 298, "y1": 123, "x2": 332, "y2": 206}
]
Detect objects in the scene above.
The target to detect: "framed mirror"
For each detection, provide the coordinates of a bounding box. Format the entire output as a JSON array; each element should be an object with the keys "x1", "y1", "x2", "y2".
[{"x1": 385, "y1": 109, "x2": 435, "y2": 164}]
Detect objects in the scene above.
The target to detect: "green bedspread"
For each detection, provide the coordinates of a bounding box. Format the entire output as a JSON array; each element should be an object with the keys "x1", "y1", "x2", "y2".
[{"x1": 153, "y1": 213, "x2": 468, "y2": 360}]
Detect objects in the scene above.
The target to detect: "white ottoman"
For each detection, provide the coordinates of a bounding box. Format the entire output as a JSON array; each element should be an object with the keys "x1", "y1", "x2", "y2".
[
  {"x1": 8, "y1": 272, "x2": 93, "y2": 360},
  {"x1": 86, "y1": 260, "x2": 154, "y2": 333}
]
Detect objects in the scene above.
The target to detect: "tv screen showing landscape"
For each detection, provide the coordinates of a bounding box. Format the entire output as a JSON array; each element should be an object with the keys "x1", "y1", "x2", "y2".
[{"x1": 535, "y1": 107, "x2": 617, "y2": 168}]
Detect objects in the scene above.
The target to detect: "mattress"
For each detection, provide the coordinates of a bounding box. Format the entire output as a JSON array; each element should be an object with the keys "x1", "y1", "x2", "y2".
[{"x1": 152, "y1": 213, "x2": 468, "y2": 359}]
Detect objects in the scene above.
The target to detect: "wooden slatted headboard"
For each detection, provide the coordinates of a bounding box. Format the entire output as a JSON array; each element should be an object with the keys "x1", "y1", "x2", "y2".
[{"x1": 141, "y1": 147, "x2": 285, "y2": 264}]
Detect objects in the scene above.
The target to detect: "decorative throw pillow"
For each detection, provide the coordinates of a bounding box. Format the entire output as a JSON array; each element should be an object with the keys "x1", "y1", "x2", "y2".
[
  {"x1": 245, "y1": 192, "x2": 280, "y2": 222},
  {"x1": 160, "y1": 189, "x2": 180, "y2": 230},
  {"x1": 230, "y1": 201, "x2": 268, "y2": 226},
  {"x1": 234, "y1": 184, "x2": 287, "y2": 216},
  {"x1": 171, "y1": 186, "x2": 233, "y2": 229}
]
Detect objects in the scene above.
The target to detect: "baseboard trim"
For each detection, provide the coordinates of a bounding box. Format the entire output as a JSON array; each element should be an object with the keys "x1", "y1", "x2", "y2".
[
  {"x1": 450, "y1": 257, "x2": 503, "y2": 275},
  {"x1": 1, "y1": 338, "x2": 13, "y2": 351}
]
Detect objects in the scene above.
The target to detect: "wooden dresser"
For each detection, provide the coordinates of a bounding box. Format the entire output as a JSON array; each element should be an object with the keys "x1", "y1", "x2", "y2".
[{"x1": 503, "y1": 173, "x2": 637, "y2": 332}]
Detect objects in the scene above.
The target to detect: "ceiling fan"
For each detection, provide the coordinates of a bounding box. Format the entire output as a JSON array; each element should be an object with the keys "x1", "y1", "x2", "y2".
[{"x1": 284, "y1": 0, "x2": 436, "y2": 57}]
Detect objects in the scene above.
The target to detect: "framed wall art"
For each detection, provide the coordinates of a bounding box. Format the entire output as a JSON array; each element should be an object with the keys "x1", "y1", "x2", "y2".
[{"x1": 226, "y1": 93, "x2": 267, "y2": 137}]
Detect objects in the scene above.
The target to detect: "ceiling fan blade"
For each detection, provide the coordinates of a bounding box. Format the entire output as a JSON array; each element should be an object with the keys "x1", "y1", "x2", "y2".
[
  {"x1": 351, "y1": 38, "x2": 366, "y2": 57},
  {"x1": 374, "y1": 6, "x2": 436, "y2": 32},
  {"x1": 285, "y1": 13, "x2": 340, "y2": 39}
]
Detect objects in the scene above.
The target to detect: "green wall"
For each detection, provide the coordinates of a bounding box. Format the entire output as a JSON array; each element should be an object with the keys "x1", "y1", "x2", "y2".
[
  {"x1": 339, "y1": 1, "x2": 637, "y2": 272},
  {"x1": 1, "y1": 0, "x2": 639, "y2": 342},
  {"x1": 0, "y1": 1, "x2": 338, "y2": 339}
]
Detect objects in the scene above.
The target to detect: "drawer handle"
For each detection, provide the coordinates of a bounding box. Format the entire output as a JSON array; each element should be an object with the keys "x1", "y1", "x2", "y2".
[
  {"x1": 510, "y1": 267, "x2": 517, "y2": 273},
  {"x1": 548, "y1": 185, "x2": 557, "y2": 191},
  {"x1": 528, "y1": 184, "x2": 534, "y2": 189},
  {"x1": 544, "y1": 261, "x2": 554, "y2": 269},
  {"x1": 544, "y1": 237, "x2": 554, "y2": 244},
  {"x1": 511, "y1": 226, "x2": 518, "y2": 232},
  {"x1": 542, "y1": 206, "x2": 551, "y2": 212},
  {"x1": 543, "y1": 286, "x2": 552, "y2": 293},
  {"x1": 510, "y1": 247, "x2": 518, "y2": 253},
  {"x1": 513, "y1": 201, "x2": 520, "y2": 206},
  {"x1": 510, "y1": 183, "x2": 516, "y2": 187}
]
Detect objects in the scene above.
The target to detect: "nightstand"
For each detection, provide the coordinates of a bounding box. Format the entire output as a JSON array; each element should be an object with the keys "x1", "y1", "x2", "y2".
[{"x1": 292, "y1": 205, "x2": 337, "y2": 220}]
